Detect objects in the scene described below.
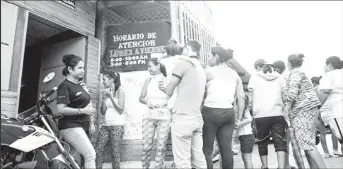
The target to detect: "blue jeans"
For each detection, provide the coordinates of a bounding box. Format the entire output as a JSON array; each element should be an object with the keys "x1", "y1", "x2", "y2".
[{"x1": 60, "y1": 127, "x2": 96, "y2": 169}]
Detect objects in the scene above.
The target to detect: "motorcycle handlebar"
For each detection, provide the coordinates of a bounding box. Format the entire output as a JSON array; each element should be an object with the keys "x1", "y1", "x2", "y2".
[
  {"x1": 43, "y1": 87, "x2": 58, "y2": 98},
  {"x1": 36, "y1": 86, "x2": 57, "y2": 116}
]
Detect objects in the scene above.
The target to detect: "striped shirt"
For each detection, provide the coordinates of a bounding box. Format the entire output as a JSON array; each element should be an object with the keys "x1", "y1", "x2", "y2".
[{"x1": 285, "y1": 69, "x2": 321, "y2": 118}]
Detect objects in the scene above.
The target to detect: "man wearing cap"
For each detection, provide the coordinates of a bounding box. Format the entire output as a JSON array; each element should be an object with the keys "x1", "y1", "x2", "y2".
[{"x1": 248, "y1": 59, "x2": 288, "y2": 169}]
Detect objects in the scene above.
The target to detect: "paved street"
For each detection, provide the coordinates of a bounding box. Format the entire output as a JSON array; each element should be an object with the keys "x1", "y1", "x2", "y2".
[
  {"x1": 212, "y1": 134, "x2": 343, "y2": 169},
  {"x1": 103, "y1": 134, "x2": 342, "y2": 168}
]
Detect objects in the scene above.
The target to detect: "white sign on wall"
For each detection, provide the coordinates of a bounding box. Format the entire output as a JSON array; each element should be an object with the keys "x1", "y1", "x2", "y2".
[{"x1": 121, "y1": 71, "x2": 150, "y2": 140}]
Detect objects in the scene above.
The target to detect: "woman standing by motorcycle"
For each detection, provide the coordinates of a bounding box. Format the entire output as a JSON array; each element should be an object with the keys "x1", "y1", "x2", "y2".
[
  {"x1": 95, "y1": 71, "x2": 125, "y2": 169},
  {"x1": 56, "y1": 54, "x2": 96, "y2": 169}
]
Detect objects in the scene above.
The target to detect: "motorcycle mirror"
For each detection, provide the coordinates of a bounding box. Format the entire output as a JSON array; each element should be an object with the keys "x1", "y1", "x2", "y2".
[{"x1": 43, "y1": 72, "x2": 55, "y2": 83}]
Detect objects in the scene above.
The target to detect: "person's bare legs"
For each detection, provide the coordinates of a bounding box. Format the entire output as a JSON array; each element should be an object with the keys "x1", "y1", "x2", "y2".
[
  {"x1": 276, "y1": 151, "x2": 287, "y2": 169},
  {"x1": 305, "y1": 151, "x2": 318, "y2": 169},
  {"x1": 304, "y1": 149, "x2": 327, "y2": 169},
  {"x1": 260, "y1": 155, "x2": 268, "y2": 168},
  {"x1": 316, "y1": 118, "x2": 332, "y2": 157},
  {"x1": 285, "y1": 131, "x2": 292, "y2": 169},
  {"x1": 330, "y1": 134, "x2": 341, "y2": 155},
  {"x1": 285, "y1": 152, "x2": 290, "y2": 169},
  {"x1": 242, "y1": 153, "x2": 253, "y2": 169}
]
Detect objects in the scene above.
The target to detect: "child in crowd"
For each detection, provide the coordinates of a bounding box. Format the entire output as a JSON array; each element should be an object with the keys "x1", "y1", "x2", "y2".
[{"x1": 235, "y1": 95, "x2": 255, "y2": 169}]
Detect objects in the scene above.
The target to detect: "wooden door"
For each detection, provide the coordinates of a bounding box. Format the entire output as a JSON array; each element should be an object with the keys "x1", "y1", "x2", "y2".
[{"x1": 38, "y1": 36, "x2": 86, "y2": 114}]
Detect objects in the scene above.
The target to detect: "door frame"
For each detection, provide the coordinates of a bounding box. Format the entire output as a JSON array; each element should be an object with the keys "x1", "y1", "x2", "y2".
[{"x1": 12, "y1": 7, "x2": 94, "y2": 115}]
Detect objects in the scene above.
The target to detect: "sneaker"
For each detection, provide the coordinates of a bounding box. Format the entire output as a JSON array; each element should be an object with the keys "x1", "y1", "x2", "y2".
[
  {"x1": 324, "y1": 153, "x2": 333, "y2": 158},
  {"x1": 333, "y1": 150, "x2": 343, "y2": 156}
]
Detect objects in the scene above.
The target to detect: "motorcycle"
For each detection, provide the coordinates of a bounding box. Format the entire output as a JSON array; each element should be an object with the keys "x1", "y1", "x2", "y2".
[{"x1": 1, "y1": 72, "x2": 81, "y2": 169}]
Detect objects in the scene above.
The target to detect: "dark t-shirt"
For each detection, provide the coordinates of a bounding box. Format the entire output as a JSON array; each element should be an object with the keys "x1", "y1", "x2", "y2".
[{"x1": 57, "y1": 79, "x2": 91, "y2": 130}]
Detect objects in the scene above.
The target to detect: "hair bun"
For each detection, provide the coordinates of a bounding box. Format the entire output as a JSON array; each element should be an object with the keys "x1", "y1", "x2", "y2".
[
  {"x1": 297, "y1": 53, "x2": 305, "y2": 59},
  {"x1": 62, "y1": 55, "x2": 73, "y2": 65},
  {"x1": 226, "y1": 48, "x2": 234, "y2": 59}
]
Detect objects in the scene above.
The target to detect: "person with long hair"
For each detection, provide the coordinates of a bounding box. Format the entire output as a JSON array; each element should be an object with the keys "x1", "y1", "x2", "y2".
[
  {"x1": 284, "y1": 53, "x2": 327, "y2": 169},
  {"x1": 202, "y1": 46, "x2": 245, "y2": 169},
  {"x1": 318, "y1": 56, "x2": 343, "y2": 156},
  {"x1": 56, "y1": 54, "x2": 96, "y2": 169},
  {"x1": 95, "y1": 71, "x2": 125, "y2": 169},
  {"x1": 235, "y1": 95, "x2": 255, "y2": 169},
  {"x1": 139, "y1": 58, "x2": 170, "y2": 169}
]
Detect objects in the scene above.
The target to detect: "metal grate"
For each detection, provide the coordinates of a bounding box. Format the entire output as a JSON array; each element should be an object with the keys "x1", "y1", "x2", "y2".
[{"x1": 106, "y1": 2, "x2": 170, "y2": 25}]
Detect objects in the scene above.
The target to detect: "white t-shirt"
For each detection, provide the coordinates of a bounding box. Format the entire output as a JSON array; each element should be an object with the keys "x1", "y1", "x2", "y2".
[
  {"x1": 319, "y1": 69, "x2": 343, "y2": 122},
  {"x1": 146, "y1": 74, "x2": 170, "y2": 120},
  {"x1": 104, "y1": 88, "x2": 125, "y2": 126},
  {"x1": 204, "y1": 65, "x2": 240, "y2": 108},
  {"x1": 238, "y1": 110, "x2": 253, "y2": 136},
  {"x1": 248, "y1": 72, "x2": 285, "y2": 118}
]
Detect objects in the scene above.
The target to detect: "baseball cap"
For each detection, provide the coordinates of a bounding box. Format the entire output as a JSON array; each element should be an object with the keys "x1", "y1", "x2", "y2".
[{"x1": 254, "y1": 59, "x2": 267, "y2": 70}]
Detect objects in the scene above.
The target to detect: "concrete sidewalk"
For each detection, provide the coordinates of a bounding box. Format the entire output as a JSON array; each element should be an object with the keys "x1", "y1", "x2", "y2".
[{"x1": 102, "y1": 134, "x2": 342, "y2": 168}]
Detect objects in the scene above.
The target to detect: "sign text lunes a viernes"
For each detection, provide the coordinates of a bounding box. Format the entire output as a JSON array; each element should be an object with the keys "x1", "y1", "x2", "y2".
[{"x1": 108, "y1": 32, "x2": 164, "y2": 68}]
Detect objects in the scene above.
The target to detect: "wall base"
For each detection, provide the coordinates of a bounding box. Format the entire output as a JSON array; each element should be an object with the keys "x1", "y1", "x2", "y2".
[{"x1": 102, "y1": 161, "x2": 175, "y2": 169}]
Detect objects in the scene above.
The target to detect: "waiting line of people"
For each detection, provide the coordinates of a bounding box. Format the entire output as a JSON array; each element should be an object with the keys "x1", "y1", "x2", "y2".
[{"x1": 54, "y1": 39, "x2": 342, "y2": 169}]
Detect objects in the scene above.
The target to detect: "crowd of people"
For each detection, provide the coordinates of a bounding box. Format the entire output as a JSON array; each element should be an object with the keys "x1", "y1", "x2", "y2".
[{"x1": 54, "y1": 39, "x2": 343, "y2": 169}]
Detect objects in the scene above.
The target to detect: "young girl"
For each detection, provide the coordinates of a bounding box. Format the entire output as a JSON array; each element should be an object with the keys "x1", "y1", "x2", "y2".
[
  {"x1": 235, "y1": 95, "x2": 255, "y2": 169},
  {"x1": 95, "y1": 71, "x2": 125, "y2": 169}
]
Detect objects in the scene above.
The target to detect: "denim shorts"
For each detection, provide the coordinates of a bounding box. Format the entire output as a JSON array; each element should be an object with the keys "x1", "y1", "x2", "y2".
[{"x1": 239, "y1": 134, "x2": 255, "y2": 153}]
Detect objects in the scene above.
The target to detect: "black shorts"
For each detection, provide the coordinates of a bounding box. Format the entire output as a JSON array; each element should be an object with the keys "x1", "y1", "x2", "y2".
[
  {"x1": 255, "y1": 116, "x2": 288, "y2": 156},
  {"x1": 239, "y1": 134, "x2": 255, "y2": 153}
]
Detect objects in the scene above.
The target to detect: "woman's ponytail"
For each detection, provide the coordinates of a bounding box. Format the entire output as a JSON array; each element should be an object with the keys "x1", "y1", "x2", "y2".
[{"x1": 62, "y1": 67, "x2": 69, "y2": 76}]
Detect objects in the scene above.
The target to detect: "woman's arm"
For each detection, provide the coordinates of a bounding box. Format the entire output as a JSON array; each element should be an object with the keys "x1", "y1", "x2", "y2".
[
  {"x1": 236, "y1": 118, "x2": 253, "y2": 128},
  {"x1": 108, "y1": 89, "x2": 125, "y2": 114},
  {"x1": 318, "y1": 89, "x2": 332, "y2": 105},
  {"x1": 286, "y1": 72, "x2": 301, "y2": 104},
  {"x1": 318, "y1": 73, "x2": 334, "y2": 105},
  {"x1": 235, "y1": 77, "x2": 245, "y2": 122},
  {"x1": 100, "y1": 95, "x2": 107, "y2": 115},
  {"x1": 57, "y1": 104, "x2": 80, "y2": 115},
  {"x1": 56, "y1": 104, "x2": 93, "y2": 116},
  {"x1": 205, "y1": 68, "x2": 214, "y2": 83},
  {"x1": 248, "y1": 88, "x2": 254, "y2": 113},
  {"x1": 139, "y1": 78, "x2": 150, "y2": 105}
]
